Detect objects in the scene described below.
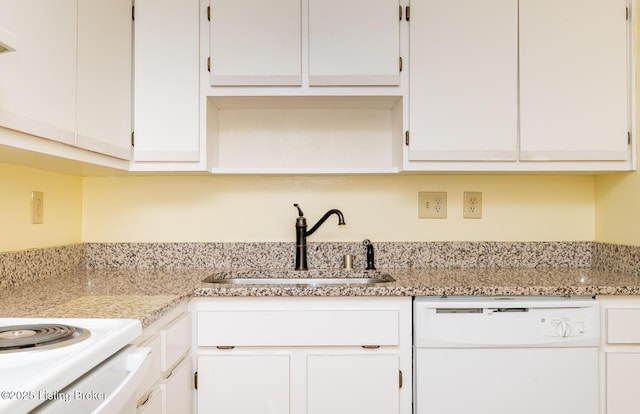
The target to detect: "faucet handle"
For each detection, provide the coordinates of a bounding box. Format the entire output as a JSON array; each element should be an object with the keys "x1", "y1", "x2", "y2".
[{"x1": 293, "y1": 203, "x2": 304, "y2": 217}]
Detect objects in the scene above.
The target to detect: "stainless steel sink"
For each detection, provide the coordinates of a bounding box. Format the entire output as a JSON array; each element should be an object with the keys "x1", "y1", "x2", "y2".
[{"x1": 201, "y1": 269, "x2": 394, "y2": 286}]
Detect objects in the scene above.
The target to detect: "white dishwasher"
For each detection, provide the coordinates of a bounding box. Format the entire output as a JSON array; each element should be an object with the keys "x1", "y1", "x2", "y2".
[{"x1": 413, "y1": 296, "x2": 600, "y2": 414}]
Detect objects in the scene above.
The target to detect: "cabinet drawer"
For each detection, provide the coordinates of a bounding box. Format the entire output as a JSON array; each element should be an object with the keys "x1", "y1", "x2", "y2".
[
  {"x1": 161, "y1": 312, "x2": 191, "y2": 372},
  {"x1": 607, "y1": 309, "x2": 640, "y2": 344},
  {"x1": 136, "y1": 388, "x2": 162, "y2": 414},
  {"x1": 136, "y1": 335, "x2": 161, "y2": 401},
  {"x1": 161, "y1": 356, "x2": 192, "y2": 414},
  {"x1": 197, "y1": 310, "x2": 398, "y2": 346}
]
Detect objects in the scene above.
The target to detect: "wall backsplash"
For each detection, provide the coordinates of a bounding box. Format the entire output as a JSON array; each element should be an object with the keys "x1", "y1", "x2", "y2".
[
  {"x1": 592, "y1": 242, "x2": 640, "y2": 274},
  {"x1": 0, "y1": 244, "x2": 85, "y2": 289},
  {"x1": 84, "y1": 241, "x2": 593, "y2": 269},
  {"x1": 2, "y1": 241, "x2": 637, "y2": 290}
]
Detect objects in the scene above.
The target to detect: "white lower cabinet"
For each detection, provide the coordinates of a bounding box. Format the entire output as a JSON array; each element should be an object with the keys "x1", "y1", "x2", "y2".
[
  {"x1": 137, "y1": 389, "x2": 163, "y2": 414},
  {"x1": 162, "y1": 356, "x2": 193, "y2": 413},
  {"x1": 606, "y1": 353, "x2": 640, "y2": 414},
  {"x1": 135, "y1": 302, "x2": 192, "y2": 414},
  {"x1": 307, "y1": 354, "x2": 399, "y2": 414},
  {"x1": 190, "y1": 297, "x2": 412, "y2": 414},
  {"x1": 198, "y1": 354, "x2": 291, "y2": 413},
  {"x1": 598, "y1": 296, "x2": 640, "y2": 414}
]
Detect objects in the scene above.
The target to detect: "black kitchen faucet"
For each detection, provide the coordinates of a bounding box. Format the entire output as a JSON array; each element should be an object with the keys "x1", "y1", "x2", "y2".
[{"x1": 293, "y1": 204, "x2": 345, "y2": 270}]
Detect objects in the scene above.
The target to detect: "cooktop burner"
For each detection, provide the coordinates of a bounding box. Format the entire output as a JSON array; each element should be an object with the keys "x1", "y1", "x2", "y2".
[{"x1": 0, "y1": 324, "x2": 90, "y2": 353}]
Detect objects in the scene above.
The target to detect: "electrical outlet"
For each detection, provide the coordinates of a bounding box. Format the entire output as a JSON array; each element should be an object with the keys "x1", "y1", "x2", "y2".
[
  {"x1": 31, "y1": 191, "x2": 44, "y2": 224},
  {"x1": 418, "y1": 192, "x2": 447, "y2": 219},
  {"x1": 463, "y1": 191, "x2": 482, "y2": 219}
]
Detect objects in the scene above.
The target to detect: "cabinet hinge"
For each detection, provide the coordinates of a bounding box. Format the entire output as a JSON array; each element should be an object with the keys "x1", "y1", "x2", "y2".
[
  {"x1": 208, "y1": 6, "x2": 211, "y2": 21},
  {"x1": 131, "y1": 5, "x2": 134, "y2": 22},
  {"x1": 399, "y1": 370, "x2": 403, "y2": 388},
  {"x1": 131, "y1": 131, "x2": 135, "y2": 147},
  {"x1": 405, "y1": 6, "x2": 410, "y2": 21},
  {"x1": 399, "y1": 56, "x2": 403, "y2": 72},
  {"x1": 405, "y1": 130, "x2": 409, "y2": 146},
  {"x1": 399, "y1": 5, "x2": 402, "y2": 21},
  {"x1": 194, "y1": 371, "x2": 198, "y2": 390},
  {"x1": 208, "y1": 57, "x2": 211, "y2": 72}
]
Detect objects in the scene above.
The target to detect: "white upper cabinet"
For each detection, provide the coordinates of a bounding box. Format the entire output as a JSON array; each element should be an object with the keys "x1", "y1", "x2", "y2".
[
  {"x1": 209, "y1": 0, "x2": 301, "y2": 86},
  {"x1": 519, "y1": 0, "x2": 629, "y2": 162},
  {"x1": 407, "y1": 0, "x2": 518, "y2": 161},
  {"x1": 204, "y1": 0, "x2": 406, "y2": 173},
  {"x1": 0, "y1": 0, "x2": 77, "y2": 146},
  {"x1": 308, "y1": 0, "x2": 400, "y2": 86},
  {"x1": 405, "y1": 0, "x2": 633, "y2": 171},
  {"x1": 132, "y1": 0, "x2": 200, "y2": 166},
  {"x1": 0, "y1": 0, "x2": 132, "y2": 163},
  {"x1": 76, "y1": 0, "x2": 132, "y2": 160},
  {"x1": 207, "y1": 0, "x2": 402, "y2": 89}
]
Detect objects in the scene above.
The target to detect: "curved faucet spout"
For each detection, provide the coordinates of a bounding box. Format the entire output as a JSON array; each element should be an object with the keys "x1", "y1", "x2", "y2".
[
  {"x1": 306, "y1": 209, "x2": 346, "y2": 237},
  {"x1": 293, "y1": 204, "x2": 346, "y2": 270}
]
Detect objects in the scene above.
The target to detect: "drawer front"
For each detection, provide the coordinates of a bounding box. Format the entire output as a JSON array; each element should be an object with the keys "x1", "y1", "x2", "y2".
[
  {"x1": 197, "y1": 309, "x2": 399, "y2": 346},
  {"x1": 161, "y1": 312, "x2": 191, "y2": 372},
  {"x1": 161, "y1": 356, "x2": 192, "y2": 414},
  {"x1": 607, "y1": 308, "x2": 640, "y2": 344},
  {"x1": 136, "y1": 335, "x2": 161, "y2": 401},
  {"x1": 136, "y1": 388, "x2": 162, "y2": 414}
]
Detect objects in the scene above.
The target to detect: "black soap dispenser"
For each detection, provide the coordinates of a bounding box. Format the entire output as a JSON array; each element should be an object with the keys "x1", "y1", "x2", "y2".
[{"x1": 363, "y1": 239, "x2": 376, "y2": 270}]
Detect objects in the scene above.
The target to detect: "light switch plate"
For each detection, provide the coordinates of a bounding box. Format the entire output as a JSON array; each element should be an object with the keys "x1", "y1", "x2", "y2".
[
  {"x1": 31, "y1": 191, "x2": 43, "y2": 224},
  {"x1": 418, "y1": 192, "x2": 447, "y2": 219}
]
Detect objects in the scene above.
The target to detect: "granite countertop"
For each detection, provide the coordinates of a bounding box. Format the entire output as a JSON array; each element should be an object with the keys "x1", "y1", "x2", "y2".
[{"x1": 1, "y1": 267, "x2": 639, "y2": 328}]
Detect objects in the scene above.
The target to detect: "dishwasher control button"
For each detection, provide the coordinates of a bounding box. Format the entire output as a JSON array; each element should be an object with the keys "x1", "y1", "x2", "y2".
[
  {"x1": 542, "y1": 317, "x2": 585, "y2": 338},
  {"x1": 556, "y1": 321, "x2": 572, "y2": 338}
]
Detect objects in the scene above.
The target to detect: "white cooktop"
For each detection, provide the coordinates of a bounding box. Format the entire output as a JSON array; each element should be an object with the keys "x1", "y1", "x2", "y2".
[{"x1": 0, "y1": 318, "x2": 141, "y2": 413}]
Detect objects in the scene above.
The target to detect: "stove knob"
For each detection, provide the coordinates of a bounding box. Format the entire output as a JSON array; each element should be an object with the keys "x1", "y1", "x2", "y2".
[{"x1": 556, "y1": 321, "x2": 572, "y2": 338}]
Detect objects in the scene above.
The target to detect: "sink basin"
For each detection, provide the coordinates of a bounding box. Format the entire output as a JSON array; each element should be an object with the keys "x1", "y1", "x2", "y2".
[{"x1": 201, "y1": 269, "x2": 394, "y2": 286}]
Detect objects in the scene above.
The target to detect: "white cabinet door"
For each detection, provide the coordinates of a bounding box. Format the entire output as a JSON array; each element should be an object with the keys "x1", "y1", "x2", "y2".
[
  {"x1": 76, "y1": 0, "x2": 132, "y2": 160},
  {"x1": 408, "y1": 0, "x2": 518, "y2": 161},
  {"x1": 209, "y1": 0, "x2": 301, "y2": 86},
  {"x1": 0, "y1": 0, "x2": 77, "y2": 146},
  {"x1": 197, "y1": 354, "x2": 290, "y2": 414},
  {"x1": 606, "y1": 353, "x2": 640, "y2": 414},
  {"x1": 308, "y1": 0, "x2": 400, "y2": 86},
  {"x1": 133, "y1": 0, "x2": 200, "y2": 162},
  {"x1": 519, "y1": 0, "x2": 629, "y2": 161},
  {"x1": 161, "y1": 357, "x2": 192, "y2": 414},
  {"x1": 307, "y1": 354, "x2": 400, "y2": 414}
]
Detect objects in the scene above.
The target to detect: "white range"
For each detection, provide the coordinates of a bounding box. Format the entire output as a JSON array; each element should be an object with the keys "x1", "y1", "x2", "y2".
[{"x1": 0, "y1": 317, "x2": 150, "y2": 413}]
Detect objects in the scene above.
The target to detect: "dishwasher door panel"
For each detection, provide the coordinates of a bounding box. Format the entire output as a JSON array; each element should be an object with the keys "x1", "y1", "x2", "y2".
[{"x1": 415, "y1": 347, "x2": 598, "y2": 414}]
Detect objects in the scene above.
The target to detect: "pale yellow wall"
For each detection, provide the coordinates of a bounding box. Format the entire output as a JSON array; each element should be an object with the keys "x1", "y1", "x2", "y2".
[
  {"x1": 0, "y1": 163, "x2": 82, "y2": 252},
  {"x1": 595, "y1": 171, "x2": 640, "y2": 245},
  {"x1": 82, "y1": 174, "x2": 595, "y2": 243}
]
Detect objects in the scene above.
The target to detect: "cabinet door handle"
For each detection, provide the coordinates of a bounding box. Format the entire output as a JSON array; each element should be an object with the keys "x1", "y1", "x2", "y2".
[
  {"x1": 361, "y1": 345, "x2": 381, "y2": 349},
  {"x1": 216, "y1": 345, "x2": 235, "y2": 350}
]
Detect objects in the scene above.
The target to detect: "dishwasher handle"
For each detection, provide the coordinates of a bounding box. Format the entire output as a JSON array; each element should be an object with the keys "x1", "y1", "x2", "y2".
[
  {"x1": 488, "y1": 308, "x2": 529, "y2": 313},
  {"x1": 435, "y1": 308, "x2": 529, "y2": 314}
]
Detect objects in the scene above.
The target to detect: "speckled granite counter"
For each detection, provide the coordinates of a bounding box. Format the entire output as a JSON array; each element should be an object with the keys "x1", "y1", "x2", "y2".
[
  {"x1": 0, "y1": 269, "x2": 205, "y2": 328},
  {"x1": 194, "y1": 267, "x2": 640, "y2": 297},
  {"x1": 1, "y1": 267, "x2": 640, "y2": 327}
]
